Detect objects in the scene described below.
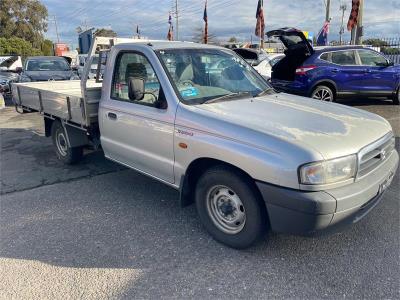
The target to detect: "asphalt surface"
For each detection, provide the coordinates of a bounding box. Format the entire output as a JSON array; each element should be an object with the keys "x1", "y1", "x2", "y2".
[{"x1": 0, "y1": 99, "x2": 399, "y2": 299}]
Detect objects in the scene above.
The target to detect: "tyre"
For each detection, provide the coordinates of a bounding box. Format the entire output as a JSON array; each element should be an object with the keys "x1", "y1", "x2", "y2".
[
  {"x1": 195, "y1": 165, "x2": 268, "y2": 249},
  {"x1": 51, "y1": 121, "x2": 83, "y2": 164},
  {"x1": 393, "y1": 87, "x2": 400, "y2": 105},
  {"x1": 311, "y1": 85, "x2": 335, "y2": 102}
]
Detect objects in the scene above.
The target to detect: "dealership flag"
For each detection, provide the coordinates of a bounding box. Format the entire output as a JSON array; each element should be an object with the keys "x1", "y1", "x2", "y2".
[
  {"x1": 203, "y1": 0, "x2": 208, "y2": 44},
  {"x1": 316, "y1": 21, "x2": 330, "y2": 46},
  {"x1": 255, "y1": 0, "x2": 265, "y2": 38},
  {"x1": 347, "y1": 0, "x2": 360, "y2": 31},
  {"x1": 167, "y1": 13, "x2": 173, "y2": 41}
]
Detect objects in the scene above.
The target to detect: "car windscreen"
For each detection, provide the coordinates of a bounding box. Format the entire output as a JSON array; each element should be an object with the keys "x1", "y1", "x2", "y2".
[
  {"x1": 26, "y1": 59, "x2": 70, "y2": 71},
  {"x1": 157, "y1": 48, "x2": 272, "y2": 105}
]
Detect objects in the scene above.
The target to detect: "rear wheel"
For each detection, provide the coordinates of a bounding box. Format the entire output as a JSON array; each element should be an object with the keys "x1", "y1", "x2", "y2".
[
  {"x1": 195, "y1": 166, "x2": 268, "y2": 249},
  {"x1": 51, "y1": 121, "x2": 83, "y2": 164},
  {"x1": 393, "y1": 87, "x2": 400, "y2": 105},
  {"x1": 311, "y1": 85, "x2": 335, "y2": 102}
]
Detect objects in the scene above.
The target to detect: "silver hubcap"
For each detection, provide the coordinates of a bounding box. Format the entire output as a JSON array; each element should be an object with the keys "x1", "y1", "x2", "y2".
[
  {"x1": 312, "y1": 88, "x2": 333, "y2": 101},
  {"x1": 206, "y1": 185, "x2": 246, "y2": 234},
  {"x1": 56, "y1": 131, "x2": 68, "y2": 156}
]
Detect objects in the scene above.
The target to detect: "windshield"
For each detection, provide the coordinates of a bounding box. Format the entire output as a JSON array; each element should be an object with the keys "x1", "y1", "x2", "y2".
[
  {"x1": 26, "y1": 59, "x2": 70, "y2": 71},
  {"x1": 157, "y1": 48, "x2": 272, "y2": 104}
]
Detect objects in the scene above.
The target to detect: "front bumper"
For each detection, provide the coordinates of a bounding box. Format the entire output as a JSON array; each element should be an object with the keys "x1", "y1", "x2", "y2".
[{"x1": 256, "y1": 150, "x2": 399, "y2": 235}]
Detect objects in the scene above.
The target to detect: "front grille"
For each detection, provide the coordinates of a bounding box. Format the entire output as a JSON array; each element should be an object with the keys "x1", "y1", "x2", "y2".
[{"x1": 357, "y1": 133, "x2": 395, "y2": 177}]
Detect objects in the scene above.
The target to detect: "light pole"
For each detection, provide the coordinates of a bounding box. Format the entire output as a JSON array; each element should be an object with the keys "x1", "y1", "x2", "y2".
[{"x1": 339, "y1": 3, "x2": 347, "y2": 44}]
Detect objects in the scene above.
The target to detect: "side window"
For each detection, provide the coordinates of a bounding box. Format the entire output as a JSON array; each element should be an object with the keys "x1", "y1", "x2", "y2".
[
  {"x1": 319, "y1": 53, "x2": 331, "y2": 62},
  {"x1": 358, "y1": 50, "x2": 387, "y2": 66},
  {"x1": 111, "y1": 52, "x2": 161, "y2": 107},
  {"x1": 331, "y1": 51, "x2": 357, "y2": 65}
]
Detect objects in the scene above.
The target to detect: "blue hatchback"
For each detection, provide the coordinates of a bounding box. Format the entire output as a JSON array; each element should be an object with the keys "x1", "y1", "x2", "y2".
[{"x1": 267, "y1": 28, "x2": 400, "y2": 105}]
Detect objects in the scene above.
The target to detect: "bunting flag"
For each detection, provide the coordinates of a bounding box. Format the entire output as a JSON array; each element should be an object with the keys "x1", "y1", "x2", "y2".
[
  {"x1": 255, "y1": 0, "x2": 265, "y2": 38},
  {"x1": 347, "y1": 0, "x2": 360, "y2": 31},
  {"x1": 316, "y1": 20, "x2": 330, "y2": 46},
  {"x1": 203, "y1": 0, "x2": 208, "y2": 44},
  {"x1": 167, "y1": 13, "x2": 173, "y2": 41}
]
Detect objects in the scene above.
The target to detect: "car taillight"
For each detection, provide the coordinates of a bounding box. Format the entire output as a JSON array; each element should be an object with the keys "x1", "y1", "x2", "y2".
[{"x1": 295, "y1": 65, "x2": 317, "y2": 75}]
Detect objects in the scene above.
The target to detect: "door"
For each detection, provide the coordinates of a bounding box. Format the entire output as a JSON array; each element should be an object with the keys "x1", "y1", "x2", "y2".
[
  {"x1": 99, "y1": 51, "x2": 175, "y2": 183},
  {"x1": 327, "y1": 50, "x2": 365, "y2": 93},
  {"x1": 356, "y1": 49, "x2": 397, "y2": 94}
]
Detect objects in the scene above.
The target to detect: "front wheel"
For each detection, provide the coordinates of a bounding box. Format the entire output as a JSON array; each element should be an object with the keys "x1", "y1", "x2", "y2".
[
  {"x1": 311, "y1": 85, "x2": 335, "y2": 102},
  {"x1": 195, "y1": 166, "x2": 268, "y2": 249},
  {"x1": 51, "y1": 121, "x2": 83, "y2": 164}
]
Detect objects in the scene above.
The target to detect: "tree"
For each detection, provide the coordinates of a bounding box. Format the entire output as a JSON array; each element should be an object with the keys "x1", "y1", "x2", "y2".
[
  {"x1": 0, "y1": 0, "x2": 48, "y2": 48},
  {"x1": 228, "y1": 37, "x2": 237, "y2": 43},
  {"x1": 41, "y1": 39, "x2": 53, "y2": 56},
  {"x1": 363, "y1": 38, "x2": 388, "y2": 47},
  {"x1": 192, "y1": 26, "x2": 218, "y2": 44},
  {"x1": 0, "y1": 37, "x2": 42, "y2": 57},
  {"x1": 94, "y1": 28, "x2": 117, "y2": 37}
]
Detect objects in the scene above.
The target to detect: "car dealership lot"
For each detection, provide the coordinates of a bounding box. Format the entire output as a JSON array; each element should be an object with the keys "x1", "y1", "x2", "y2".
[{"x1": 1, "y1": 100, "x2": 399, "y2": 299}]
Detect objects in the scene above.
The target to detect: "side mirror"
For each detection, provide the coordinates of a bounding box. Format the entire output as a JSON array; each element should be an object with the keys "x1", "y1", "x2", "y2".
[
  {"x1": 387, "y1": 61, "x2": 394, "y2": 67},
  {"x1": 15, "y1": 67, "x2": 22, "y2": 74},
  {"x1": 128, "y1": 77, "x2": 145, "y2": 101}
]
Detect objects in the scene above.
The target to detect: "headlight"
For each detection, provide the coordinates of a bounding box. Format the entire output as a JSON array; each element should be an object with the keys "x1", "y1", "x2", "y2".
[
  {"x1": 70, "y1": 75, "x2": 80, "y2": 80},
  {"x1": 299, "y1": 154, "x2": 357, "y2": 185},
  {"x1": 19, "y1": 75, "x2": 31, "y2": 82}
]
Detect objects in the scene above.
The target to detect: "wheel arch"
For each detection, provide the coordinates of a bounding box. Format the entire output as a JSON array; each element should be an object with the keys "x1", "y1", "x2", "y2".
[
  {"x1": 309, "y1": 79, "x2": 338, "y2": 98},
  {"x1": 179, "y1": 157, "x2": 263, "y2": 208}
]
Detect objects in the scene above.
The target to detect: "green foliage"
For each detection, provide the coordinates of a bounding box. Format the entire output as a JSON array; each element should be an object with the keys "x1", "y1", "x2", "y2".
[
  {"x1": 94, "y1": 28, "x2": 117, "y2": 37},
  {"x1": 382, "y1": 47, "x2": 400, "y2": 55},
  {"x1": 228, "y1": 37, "x2": 238, "y2": 43},
  {"x1": 0, "y1": 37, "x2": 43, "y2": 58},
  {"x1": 363, "y1": 38, "x2": 389, "y2": 47},
  {"x1": 0, "y1": 0, "x2": 48, "y2": 48},
  {"x1": 41, "y1": 39, "x2": 53, "y2": 56}
]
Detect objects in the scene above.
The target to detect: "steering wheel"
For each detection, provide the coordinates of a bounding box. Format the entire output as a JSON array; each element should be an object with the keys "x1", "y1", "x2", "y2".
[{"x1": 179, "y1": 79, "x2": 195, "y2": 87}]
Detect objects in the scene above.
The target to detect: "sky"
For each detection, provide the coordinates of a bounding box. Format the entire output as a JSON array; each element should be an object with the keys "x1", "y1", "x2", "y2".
[{"x1": 42, "y1": 0, "x2": 400, "y2": 48}]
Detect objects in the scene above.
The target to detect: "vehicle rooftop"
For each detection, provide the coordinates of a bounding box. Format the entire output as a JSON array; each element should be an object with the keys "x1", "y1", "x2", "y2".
[
  {"x1": 313, "y1": 45, "x2": 366, "y2": 52},
  {"x1": 26, "y1": 56, "x2": 68, "y2": 60}
]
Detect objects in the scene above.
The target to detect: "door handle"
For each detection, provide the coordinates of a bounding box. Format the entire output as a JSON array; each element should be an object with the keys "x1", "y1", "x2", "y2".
[
  {"x1": 108, "y1": 112, "x2": 117, "y2": 120},
  {"x1": 365, "y1": 69, "x2": 372, "y2": 73},
  {"x1": 331, "y1": 68, "x2": 339, "y2": 73}
]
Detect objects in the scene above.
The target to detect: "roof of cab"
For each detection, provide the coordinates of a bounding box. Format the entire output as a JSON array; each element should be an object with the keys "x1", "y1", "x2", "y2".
[{"x1": 115, "y1": 41, "x2": 223, "y2": 51}]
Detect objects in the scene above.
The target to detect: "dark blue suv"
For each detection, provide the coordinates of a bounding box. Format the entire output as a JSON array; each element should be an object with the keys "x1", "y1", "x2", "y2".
[{"x1": 267, "y1": 28, "x2": 400, "y2": 105}]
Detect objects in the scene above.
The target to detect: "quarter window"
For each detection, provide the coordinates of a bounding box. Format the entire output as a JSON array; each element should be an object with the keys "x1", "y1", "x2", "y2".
[
  {"x1": 331, "y1": 51, "x2": 357, "y2": 65},
  {"x1": 111, "y1": 52, "x2": 161, "y2": 107},
  {"x1": 358, "y1": 50, "x2": 388, "y2": 66}
]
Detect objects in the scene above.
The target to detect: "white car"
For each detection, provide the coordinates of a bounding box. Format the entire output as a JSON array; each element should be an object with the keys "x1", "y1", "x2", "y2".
[
  {"x1": 233, "y1": 49, "x2": 284, "y2": 78},
  {"x1": 253, "y1": 54, "x2": 285, "y2": 78}
]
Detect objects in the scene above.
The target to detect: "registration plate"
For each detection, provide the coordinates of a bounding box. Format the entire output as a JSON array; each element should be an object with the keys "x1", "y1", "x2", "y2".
[{"x1": 378, "y1": 171, "x2": 394, "y2": 195}]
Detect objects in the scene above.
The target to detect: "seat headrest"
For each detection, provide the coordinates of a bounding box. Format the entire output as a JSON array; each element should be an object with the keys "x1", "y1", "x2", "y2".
[{"x1": 125, "y1": 63, "x2": 147, "y2": 81}]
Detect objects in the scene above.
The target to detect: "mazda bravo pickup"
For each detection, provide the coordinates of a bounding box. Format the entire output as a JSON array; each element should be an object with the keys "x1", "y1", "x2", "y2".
[{"x1": 12, "y1": 37, "x2": 399, "y2": 248}]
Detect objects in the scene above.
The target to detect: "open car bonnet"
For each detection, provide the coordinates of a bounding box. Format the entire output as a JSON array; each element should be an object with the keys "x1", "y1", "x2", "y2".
[{"x1": 267, "y1": 27, "x2": 314, "y2": 55}]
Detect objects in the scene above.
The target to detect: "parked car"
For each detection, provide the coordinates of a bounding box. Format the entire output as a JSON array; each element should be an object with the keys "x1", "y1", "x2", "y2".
[
  {"x1": 0, "y1": 71, "x2": 19, "y2": 102},
  {"x1": 76, "y1": 54, "x2": 104, "y2": 79},
  {"x1": 18, "y1": 56, "x2": 80, "y2": 82},
  {"x1": 233, "y1": 48, "x2": 284, "y2": 78},
  {"x1": 267, "y1": 28, "x2": 400, "y2": 105},
  {"x1": 0, "y1": 55, "x2": 23, "y2": 72},
  {"x1": 12, "y1": 37, "x2": 398, "y2": 249}
]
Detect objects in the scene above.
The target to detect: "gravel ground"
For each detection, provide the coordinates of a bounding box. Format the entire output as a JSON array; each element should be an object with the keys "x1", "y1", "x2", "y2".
[{"x1": 0, "y1": 99, "x2": 399, "y2": 299}]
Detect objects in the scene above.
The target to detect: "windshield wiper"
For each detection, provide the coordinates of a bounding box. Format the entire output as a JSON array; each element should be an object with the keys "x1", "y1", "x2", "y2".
[{"x1": 203, "y1": 92, "x2": 252, "y2": 104}]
